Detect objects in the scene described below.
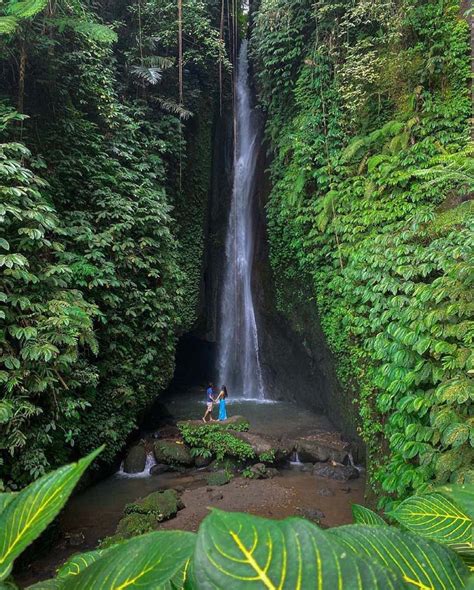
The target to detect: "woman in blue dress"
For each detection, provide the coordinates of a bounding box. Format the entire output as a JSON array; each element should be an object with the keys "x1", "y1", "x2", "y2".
[{"x1": 217, "y1": 386, "x2": 228, "y2": 421}]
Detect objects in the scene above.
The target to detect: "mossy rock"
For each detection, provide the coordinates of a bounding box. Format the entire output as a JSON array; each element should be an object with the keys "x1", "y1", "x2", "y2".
[
  {"x1": 153, "y1": 440, "x2": 193, "y2": 466},
  {"x1": 115, "y1": 512, "x2": 157, "y2": 539},
  {"x1": 123, "y1": 445, "x2": 146, "y2": 474},
  {"x1": 125, "y1": 489, "x2": 183, "y2": 521},
  {"x1": 206, "y1": 471, "x2": 231, "y2": 486}
]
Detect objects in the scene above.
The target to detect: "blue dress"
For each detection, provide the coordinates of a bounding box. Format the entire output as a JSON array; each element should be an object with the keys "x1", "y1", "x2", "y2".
[{"x1": 218, "y1": 398, "x2": 227, "y2": 421}]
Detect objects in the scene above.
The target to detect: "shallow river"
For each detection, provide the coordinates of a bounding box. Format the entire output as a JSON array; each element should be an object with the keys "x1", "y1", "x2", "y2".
[{"x1": 17, "y1": 394, "x2": 364, "y2": 586}]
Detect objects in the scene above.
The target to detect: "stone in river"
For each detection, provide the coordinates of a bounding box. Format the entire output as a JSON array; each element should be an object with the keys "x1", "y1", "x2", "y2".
[
  {"x1": 149, "y1": 463, "x2": 170, "y2": 476},
  {"x1": 316, "y1": 487, "x2": 335, "y2": 497},
  {"x1": 312, "y1": 462, "x2": 359, "y2": 481},
  {"x1": 296, "y1": 432, "x2": 351, "y2": 464},
  {"x1": 154, "y1": 440, "x2": 193, "y2": 466},
  {"x1": 123, "y1": 445, "x2": 146, "y2": 474},
  {"x1": 194, "y1": 455, "x2": 212, "y2": 468}
]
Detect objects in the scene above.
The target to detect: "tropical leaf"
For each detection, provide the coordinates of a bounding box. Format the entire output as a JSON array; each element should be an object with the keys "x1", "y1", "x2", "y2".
[
  {"x1": 193, "y1": 510, "x2": 406, "y2": 589},
  {"x1": 154, "y1": 97, "x2": 192, "y2": 120},
  {"x1": 389, "y1": 493, "x2": 472, "y2": 545},
  {"x1": 0, "y1": 16, "x2": 17, "y2": 34},
  {"x1": 56, "y1": 548, "x2": 110, "y2": 579},
  {"x1": 437, "y1": 484, "x2": 474, "y2": 521},
  {"x1": 0, "y1": 495, "x2": 15, "y2": 515},
  {"x1": 6, "y1": 0, "x2": 48, "y2": 19},
  {"x1": 330, "y1": 524, "x2": 470, "y2": 589},
  {"x1": 52, "y1": 19, "x2": 117, "y2": 44},
  {"x1": 352, "y1": 504, "x2": 386, "y2": 526},
  {"x1": 26, "y1": 580, "x2": 62, "y2": 589},
  {"x1": 63, "y1": 531, "x2": 195, "y2": 589},
  {"x1": 0, "y1": 447, "x2": 103, "y2": 581}
]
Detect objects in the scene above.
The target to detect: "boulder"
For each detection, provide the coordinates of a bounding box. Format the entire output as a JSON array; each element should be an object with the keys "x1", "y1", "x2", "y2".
[
  {"x1": 248, "y1": 463, "x2": 278, "y2": 480},
  {"x1": 316, "y1": 487, "x2": 335, "y2": 497},
  {"x1": 296, "y1": 432, "x2": 351, "y2": 464},
  {"x1": 231, "y1": 432, "x2": 292, "y2": 460},
  {"x1": 152, "y1": 424, "x2": 180, "y2": 439},
  {"x1": 149, "y1": 463, "x2": 170, "y2": 476},
  {"x1": 194, "y1": 455, "x2": 212, "y2": 468},
  {"x1": 125, "y1": 489, "x2": 183, "y2": 520},
  {"x1": 206, "y1": 471, "x2": 231, "y2": 486},
  {"x1": 115, "y1": 513, "x2": 157, "y2": 539},
  {"x1": 312, "y1": 462, "x2": 359, "y2": 481},
  {"x1": 154, "y1": 440, "x2": 193, "y2": 466},
  {"x1": 123, "y1": 445, "x2": 146, "y2": 474}
]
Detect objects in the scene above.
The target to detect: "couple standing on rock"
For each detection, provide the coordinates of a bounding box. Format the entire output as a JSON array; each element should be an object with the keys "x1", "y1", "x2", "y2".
[{"x1": 202, "y1": 383, "x2": 228, "y2": 422}]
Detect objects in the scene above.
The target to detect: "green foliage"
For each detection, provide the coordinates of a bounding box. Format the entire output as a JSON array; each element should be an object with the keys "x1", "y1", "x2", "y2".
[
  {"x1": 251, "y1": 0, "x2": 472, "y2": 501},
  {"x1": 258, "y1": 449, "x2": 276, "y2": 464},
  {"x1": 0, "y1": 108, "x2": 99, "y2": 485},
  {"x1": 179, "y1": 423, "x2": 255, "y2": 462},
  {"x1": 1, "y1": 454, "x2": 473, "y2": 588},
  {"x1": 206, "y1": 470, "x2": 232, "y2": 486},
  {"x1": 0, "y1": 0, "x2": 225, "y2": 487},
  {"x1": 389, "y1": 493, "x2": 472, "y2": 546},
  {"x1": 352, "y1": 504, "x2": 386, "y2": 526},
  {"x1": 0, "y1": 447, "x2": 102, "y2": 581}
]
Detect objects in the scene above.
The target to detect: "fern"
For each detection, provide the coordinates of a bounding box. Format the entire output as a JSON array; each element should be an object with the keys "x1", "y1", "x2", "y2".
[
  {"x1": 6, "y1": 0, "x2": 48, "y2": 19},
  {"x1": 153, "y1": 97, "x2": 193, "y2": 120},
  {"x1": 54, "y1": 19, "x2": 118, "y2": 44}
]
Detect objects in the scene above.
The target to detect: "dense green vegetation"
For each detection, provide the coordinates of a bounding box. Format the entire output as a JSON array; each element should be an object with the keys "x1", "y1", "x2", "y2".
[
  {"x1": 1, "y1": 0, "x2": 471, "y2": 515},
  {"x1": 250, "y1": 0, "x2": 472, "y2": 504},
  {"x1": 0, "y1": 0, "x2": 232, "y2": 487},
  {"x1": 1, "y1": 450, "x2": 473, "y2": 588}
]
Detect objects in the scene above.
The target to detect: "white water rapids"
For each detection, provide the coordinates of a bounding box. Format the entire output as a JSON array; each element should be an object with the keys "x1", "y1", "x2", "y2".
[{"x1": 217, "y1": 40, "x2": 265, "y2": 400}]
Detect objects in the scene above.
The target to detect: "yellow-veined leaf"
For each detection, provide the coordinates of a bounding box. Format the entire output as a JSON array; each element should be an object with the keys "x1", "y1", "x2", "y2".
[
  {"x1": 352, "y1": 504, "x2": 386, "y2": 525},
  {"x1": 63, "y1": 531, "x2": 195, "y2": 589},
  {"x1": 389, "y1": 493, "x2": 472, "y2": 545},
  {"x1": 0, "y1": 495, "x2": 15, "y2": 515},
  {"x1": 193, "y1": 510, "x2": 407, "y2": 589},
  {"x1": 0, "y1": 447, "x2": 103, "y2": 581},
  {"x1": 57, "y1": 548, "x2": 111, "y2": 578},
  {"x1": 437, "y1": 484, "x2": 474, "y2": 521},
  {"x1": 330, "y1": 525, "x2": 470, "y2": 589}
]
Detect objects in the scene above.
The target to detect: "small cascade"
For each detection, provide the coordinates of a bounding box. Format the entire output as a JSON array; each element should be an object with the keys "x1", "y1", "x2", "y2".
[
  {"x1": 116, "y1": 452, "x2": 157, "y2": 479},
  {"x1": 289, "y1": 450, "x2": 303, "y2": 467},
  {"x1": 346, "y1": 452, "x2": 364, "y2": 474}
]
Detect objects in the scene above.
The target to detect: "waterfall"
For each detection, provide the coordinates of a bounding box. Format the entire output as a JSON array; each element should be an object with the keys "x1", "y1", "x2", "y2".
[{"x1": 217, "y1": 40, "x2": 265, "y2": 400}]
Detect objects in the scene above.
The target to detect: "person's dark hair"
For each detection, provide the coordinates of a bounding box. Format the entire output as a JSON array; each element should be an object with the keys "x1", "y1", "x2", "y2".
[
  {"x1": 221, "y1": 386, "x2": 228, "y2": 399},
  {"x1": 208, "y1": 382, "x2": 213, "y2": 388}
]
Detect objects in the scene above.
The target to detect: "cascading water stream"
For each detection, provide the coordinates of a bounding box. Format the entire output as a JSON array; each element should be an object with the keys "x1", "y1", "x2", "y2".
[{"x1": 217, "y1": 40, "x2": 265, "y2": 400}]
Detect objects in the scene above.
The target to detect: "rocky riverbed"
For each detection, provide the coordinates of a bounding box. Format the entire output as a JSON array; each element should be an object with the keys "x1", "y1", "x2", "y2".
[{"x1": 16, "y1": 392, "x2": 365, "y2": 587}]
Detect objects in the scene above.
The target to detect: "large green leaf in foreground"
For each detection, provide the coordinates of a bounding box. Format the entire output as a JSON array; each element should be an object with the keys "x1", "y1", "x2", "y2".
[
  {"x1": 63, "y1": 531, "x2": 195, "y2": 589},
  {"x1": 389, "y1": 493, "x2": 472, "y2": 545},
  {"x1": 193, "y1": 509, "x2": 407, "y2": 589},
  {"x1": 330, "y1": 524, "x2": 469, "y2": 589},
  {"x1": 0, "y1": 447, "x2": 103, "y2": 581},
  {"x1": 352, "y1": 504, "x2": 386, "y2": 526}
]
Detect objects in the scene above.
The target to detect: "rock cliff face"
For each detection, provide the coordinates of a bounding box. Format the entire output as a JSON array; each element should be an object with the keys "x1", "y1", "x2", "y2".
[{"x1": 251, "y1": 132, "x2": 359, "y2": 441}]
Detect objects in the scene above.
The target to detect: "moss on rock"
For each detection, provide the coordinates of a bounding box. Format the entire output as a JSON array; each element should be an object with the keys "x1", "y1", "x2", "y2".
[
  {"x1": 125, "y1": 489, "x2": 183, "y2": 520},
  {"x1": 153, "y1": 440, "x2": 193, "y2": 466},
  {"x1": 206, "y1": 471, "x2": 231, "y2": 486}
]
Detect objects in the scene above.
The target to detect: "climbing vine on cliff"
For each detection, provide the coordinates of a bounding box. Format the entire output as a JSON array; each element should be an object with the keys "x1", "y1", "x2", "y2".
[{"x1": 251, "y1": 0, "x2": 472, "y2": 503}]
